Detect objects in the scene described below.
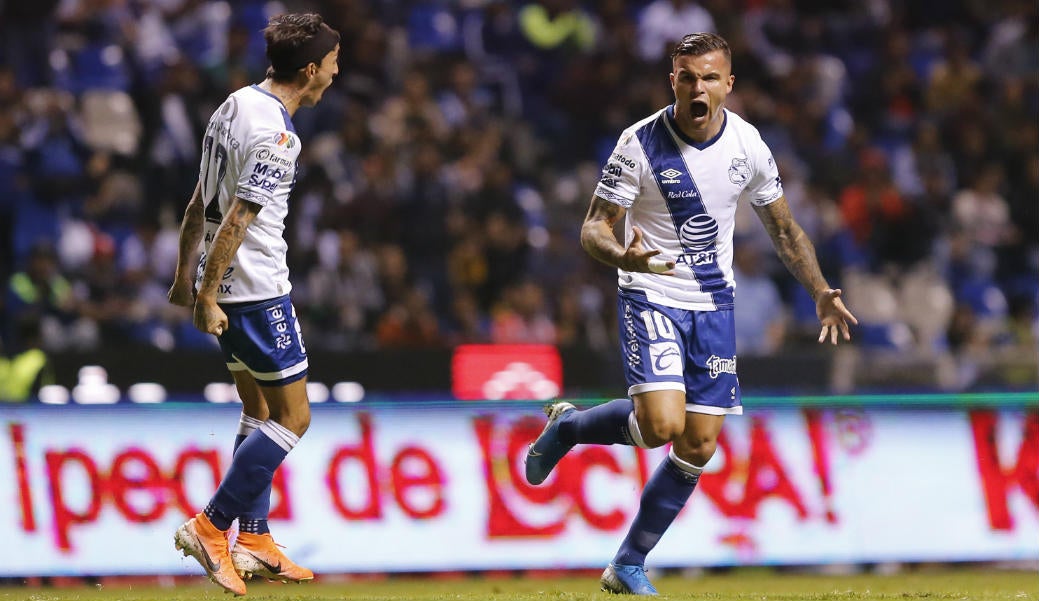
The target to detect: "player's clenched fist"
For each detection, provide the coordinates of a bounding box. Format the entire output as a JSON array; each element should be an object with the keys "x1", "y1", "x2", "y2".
[{"x1": 193, "y1": 298, "x2": 228, "y2": 336}]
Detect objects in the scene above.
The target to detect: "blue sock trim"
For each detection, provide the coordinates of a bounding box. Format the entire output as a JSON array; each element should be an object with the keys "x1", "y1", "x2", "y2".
[
  {"x1": 204, "y1": 501, "x2": 235, "y2": 531},
  {"x1": 238, "y1": 518, "x2": 270, "y2": 535}
]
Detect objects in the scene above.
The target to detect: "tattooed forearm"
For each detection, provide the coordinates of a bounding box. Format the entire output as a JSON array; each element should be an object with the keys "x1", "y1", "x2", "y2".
[
  {"x1": 174, "y1": 185, "x2": 205, "y2": 275},
  {"x1": 755, "y1": 199, "x2": 829, "y2": 301},
  {"x1": 197, "y1": 198, "x2": 260, "y2": 299},
  {"x1": 581, "y1": 196, "x2": 628, "y2": 268}
]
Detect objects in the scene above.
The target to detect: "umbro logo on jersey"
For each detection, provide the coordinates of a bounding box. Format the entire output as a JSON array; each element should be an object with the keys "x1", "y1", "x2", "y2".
[{"x1": 659, "y1": 168, "x2": 683, "y2": 183}]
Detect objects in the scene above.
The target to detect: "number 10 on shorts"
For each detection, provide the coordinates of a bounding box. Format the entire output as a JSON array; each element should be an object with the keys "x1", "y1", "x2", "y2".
[{"x1": 642, "y1": 310, "x2": 683, "y2": 377}]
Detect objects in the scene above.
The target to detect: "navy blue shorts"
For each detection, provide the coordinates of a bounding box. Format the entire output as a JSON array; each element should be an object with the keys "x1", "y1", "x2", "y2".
[
  {"x1": 617, "y1": 289, "x2": 741, "y2": 414},
  {"x1": 218, "y1": 295, "x2": 308, "y2": 387}
]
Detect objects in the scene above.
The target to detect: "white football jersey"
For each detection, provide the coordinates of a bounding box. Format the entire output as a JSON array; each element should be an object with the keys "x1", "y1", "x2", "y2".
[
  {"x1": 593, "y1": 106, "x2": 783, "y2": 311},
  {"x1": 196, "y1": 85, "x2": 302, "y2": 302}
]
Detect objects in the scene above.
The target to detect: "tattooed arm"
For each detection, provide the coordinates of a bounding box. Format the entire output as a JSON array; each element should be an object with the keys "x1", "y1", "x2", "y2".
[
  {"x1": 580, "y1": 196, "x2": 675, "y2": 274},
  {"x1": 168, "y1": 182, "x2": 204, "y2": 307},
  {"x1": 754, "y1": 197, "x2": 857, "y2": 344},
  {"x1": 192, "y1": 196, "x2": 261, "y2": 335}
]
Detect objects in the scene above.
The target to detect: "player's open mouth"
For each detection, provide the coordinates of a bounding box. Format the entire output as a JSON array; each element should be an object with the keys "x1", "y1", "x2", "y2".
[{"x1": 689, "y1": 101, "x2": 709, "y2": 120}]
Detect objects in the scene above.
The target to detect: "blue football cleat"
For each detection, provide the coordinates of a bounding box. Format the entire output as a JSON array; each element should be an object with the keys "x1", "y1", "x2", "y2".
[
  {"x1": 524, "y1": 402, "x2": 577, "y2": 485},
  {"x1": 600, "y1": 563, "x2": 659, "y2": 596}
]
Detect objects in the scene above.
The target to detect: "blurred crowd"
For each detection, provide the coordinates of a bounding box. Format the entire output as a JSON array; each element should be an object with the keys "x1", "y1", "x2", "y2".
[{"x1": 0, "y1": 0, "x2": 1036, "y2": 391}]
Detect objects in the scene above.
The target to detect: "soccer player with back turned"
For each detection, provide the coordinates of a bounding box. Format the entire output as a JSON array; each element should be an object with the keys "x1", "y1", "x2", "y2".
[
  {"x1": 525, "y1": 32, "x2": 858, "y2": 595},
  {"x1": 167, "y1": 14, "x2": 339, "y2": 596}
]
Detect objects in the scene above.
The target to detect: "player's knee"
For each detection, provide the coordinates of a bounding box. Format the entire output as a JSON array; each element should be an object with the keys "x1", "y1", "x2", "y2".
[
  {"x1": 270, "y1": 405, "x2": 310, "y2": 437},
  {"x1": 287, "y1": 410, "x2": 311, "y2": 437},
  {"x1": 639, "y1": 418, "x2": 685, "y2": 448},
  {"x1": 673, "y1": 435, "x2": 717, "y2": 466}
]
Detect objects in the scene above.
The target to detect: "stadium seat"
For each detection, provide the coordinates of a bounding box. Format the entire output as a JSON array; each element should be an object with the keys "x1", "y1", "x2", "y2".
[
  {"x1": 79, "y1": 89, "x2": 142, "y2": 156},
  {"x1": 898, "y1": 265, "x2": 954, "y2": 354}
]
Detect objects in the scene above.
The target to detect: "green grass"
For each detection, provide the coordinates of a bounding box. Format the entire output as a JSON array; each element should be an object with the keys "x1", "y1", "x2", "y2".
[{"x1": 2, "y1": 568, "x2": 1037, "y2": 601}]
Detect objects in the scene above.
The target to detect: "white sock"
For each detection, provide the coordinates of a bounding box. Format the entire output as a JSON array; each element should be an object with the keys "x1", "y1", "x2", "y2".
[
  {"x1": 668, "y1": 447, "x2": 705, "y2": 476},
  {"x1": 627, "y1": 411, "x2": 651, "y2": 449},
  {"x1": 259, "y1": 420, "x2": 300, "y2": 452},
  {"x1": 237, "y1": 414, "x2": 264, "y2": 437}
]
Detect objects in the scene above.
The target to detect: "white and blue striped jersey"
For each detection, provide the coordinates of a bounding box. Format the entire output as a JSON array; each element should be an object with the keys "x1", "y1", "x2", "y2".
[
  {"x1": 594, "y1": 106, "x2": 783, "y2": 311},
  {"x1": 196, "y1": 85, "x2": 302, "y2": 303}
]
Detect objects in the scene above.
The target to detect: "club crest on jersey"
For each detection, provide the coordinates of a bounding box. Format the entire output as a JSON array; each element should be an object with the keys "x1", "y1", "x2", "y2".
[
  {"x1": 679, "y1": 214, "x2": 719, "y2": 250},
  {"x1": 659, "y1": 168, "x2": 683, "y2": 184},
  {"x1": 274, "y1": 132, "x2": 296, "y2": 148},
  {"x1": 728, "y1": 157, "x2": 750, "y2": 185}
]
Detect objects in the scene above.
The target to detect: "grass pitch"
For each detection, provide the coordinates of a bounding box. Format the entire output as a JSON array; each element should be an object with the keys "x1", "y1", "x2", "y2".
[{"x1": 3, "y1": 567, "x2": 1036, "y2": 601}]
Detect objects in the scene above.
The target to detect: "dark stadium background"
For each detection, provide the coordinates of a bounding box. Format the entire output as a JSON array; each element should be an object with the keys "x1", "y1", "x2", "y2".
[{"x1": 0, "y1": 0, "x2": 1035, "y2": 589}]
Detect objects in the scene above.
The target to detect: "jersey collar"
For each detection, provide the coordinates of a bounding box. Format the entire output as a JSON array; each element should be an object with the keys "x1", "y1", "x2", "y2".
[{"x1": 665, "y1": 104, "x2": 727, "y2": 150}]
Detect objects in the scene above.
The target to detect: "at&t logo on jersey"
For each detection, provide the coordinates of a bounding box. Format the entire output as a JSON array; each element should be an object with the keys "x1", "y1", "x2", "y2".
[
  {"x1": 706, "y1": 354, "x2": 736, "y2": 379},
  {"x1": 679, "y1": 214, "x2": 719, "y2": 249},
  {"x1": 675, "y1": 250, "x2": 717, "y2": 266}
]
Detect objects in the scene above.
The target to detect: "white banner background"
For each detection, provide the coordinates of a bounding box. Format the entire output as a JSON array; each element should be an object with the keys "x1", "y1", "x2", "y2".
[{"x1": 0, "y1": 403, "x2": 1036, "y2": 575}]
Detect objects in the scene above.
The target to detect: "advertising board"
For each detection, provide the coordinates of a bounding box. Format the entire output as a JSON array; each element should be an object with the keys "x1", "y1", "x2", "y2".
[{"x1": 1, "y1": 403, "x2": 1036, "y2": 575}]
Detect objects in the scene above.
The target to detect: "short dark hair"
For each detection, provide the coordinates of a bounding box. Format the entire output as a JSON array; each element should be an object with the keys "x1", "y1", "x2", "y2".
[
  {"x1": 264, "y1": 13, "x2": 340, "y2": 82},
  {"x1": 671, "y1": 32, "x2": 731, "y2": 63}
]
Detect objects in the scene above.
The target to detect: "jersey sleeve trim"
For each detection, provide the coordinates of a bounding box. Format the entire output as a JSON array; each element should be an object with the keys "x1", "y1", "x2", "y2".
[{"x1": 594, "y1": 186, "x2": 635, "y2": 207}]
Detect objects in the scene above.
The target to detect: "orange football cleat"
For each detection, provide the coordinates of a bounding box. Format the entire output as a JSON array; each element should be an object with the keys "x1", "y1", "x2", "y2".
[
  {"x1": 232, "y1": 532, "x2": 314, "y2": 583},
  {"x1": 174, "y1": 513, "x2": 247, "y2": 596}
]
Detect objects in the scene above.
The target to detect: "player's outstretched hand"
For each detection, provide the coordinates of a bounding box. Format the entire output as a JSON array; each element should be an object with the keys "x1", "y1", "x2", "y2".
[
  {"x1": 816, "y1": 288, "x2": 857, "y2": 345},
  {"x1": 193, "y1": 297, "x2": 229, "y2": 337},
  {"x1": 168, "y1": 277, "x2": 196, "y2": 307},
  {"x1": 622, "y1": 226, "x2": 676, "y2": 275}
]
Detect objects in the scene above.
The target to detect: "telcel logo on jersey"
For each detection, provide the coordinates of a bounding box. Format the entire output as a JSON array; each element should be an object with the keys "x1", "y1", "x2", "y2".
[
  {"x1": 659, "y1": 168, "x2": 683, "y2": 184},
  {"x1": 706, "y1": 354, "x2": 737, "y2": 379}
]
